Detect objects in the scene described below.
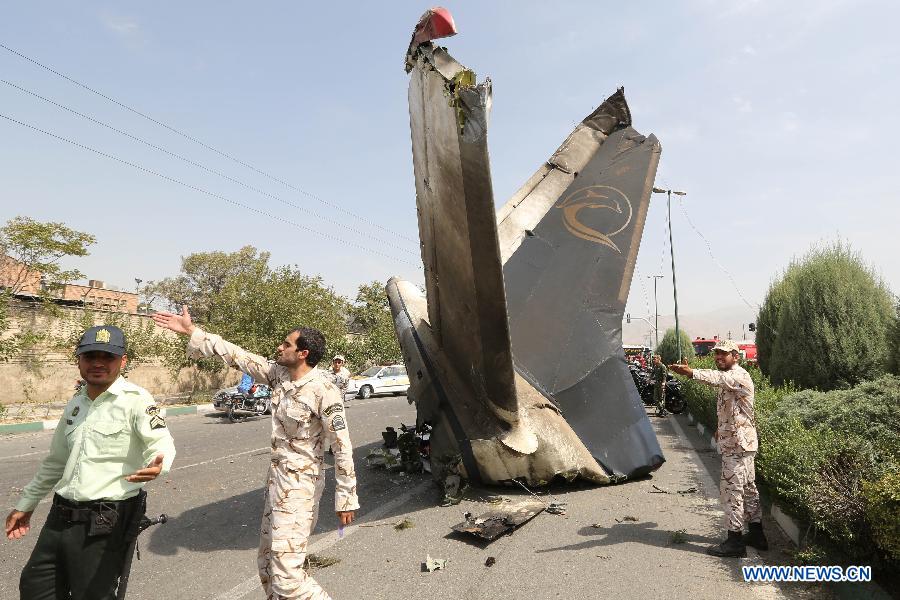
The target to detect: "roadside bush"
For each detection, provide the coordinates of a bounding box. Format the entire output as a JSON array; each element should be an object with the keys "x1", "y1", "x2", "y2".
[
  {"x1": 679, "y1": 360, "x2": 900, "y2": 568},
  {"x1": 656, "y1": 327, "x2": 695, "y2": 365},
  {"x1": 863, "y1": 472, "x2": 900, "y2": 562},
  {"x1": 756, "y1": 241, "x2": 895, "y2": 391}
]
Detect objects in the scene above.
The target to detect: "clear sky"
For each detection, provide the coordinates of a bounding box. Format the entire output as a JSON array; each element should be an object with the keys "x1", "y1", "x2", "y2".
[{"x1": 1, "y1": 1, "x2": 898, "y2": 330}]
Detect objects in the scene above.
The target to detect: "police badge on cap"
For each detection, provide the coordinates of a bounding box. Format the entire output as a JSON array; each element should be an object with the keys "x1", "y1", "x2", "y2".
[{"x1": 76, "y1": 325, "x2": 127, "y2": 356}]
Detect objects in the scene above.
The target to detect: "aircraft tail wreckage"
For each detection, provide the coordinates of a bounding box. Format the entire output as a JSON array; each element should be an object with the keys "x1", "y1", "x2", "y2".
[{"x1": 388, "y1": 7, "x2": 665, "y2": 487}]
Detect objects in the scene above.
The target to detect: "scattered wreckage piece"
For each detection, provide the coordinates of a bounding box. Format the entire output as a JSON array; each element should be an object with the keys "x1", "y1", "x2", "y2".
[
  {"x1": 390, "y1": 7, "x2": 664, "y2": 488},
  {"x1": 450, "y1": 499, "x2": 546, "y2": 542},
  {"x1": 423, "y1": 554, "x2": 448, "y2": 573}
]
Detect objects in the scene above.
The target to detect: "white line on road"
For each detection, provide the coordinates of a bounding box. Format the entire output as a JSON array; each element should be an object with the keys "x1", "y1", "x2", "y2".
[
  {"x1": 174, "y1": 447, "x2": 270, "y2": 471},
  {"x1": 0, "y1": 449, "x2": 48, "y2": 460},
  {"x1": 214, "y1": 479, "x2": 432, "y2": 600}
]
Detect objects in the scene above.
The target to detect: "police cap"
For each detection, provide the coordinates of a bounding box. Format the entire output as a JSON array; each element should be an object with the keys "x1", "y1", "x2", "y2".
[{"x1": 76, "y1": 325, "x2": 127, "y2": 356}]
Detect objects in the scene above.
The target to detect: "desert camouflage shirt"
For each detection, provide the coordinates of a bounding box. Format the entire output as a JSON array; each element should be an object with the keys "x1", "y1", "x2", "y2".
[
  {"x1": 692, "y1": 364, "x2": 758, "y2": 454},
  {"x1": 188, "y1": 328, "x2": 359, "y2": 512}
]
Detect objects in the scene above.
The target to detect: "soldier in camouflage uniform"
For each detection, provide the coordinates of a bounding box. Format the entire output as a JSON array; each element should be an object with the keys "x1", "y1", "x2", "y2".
[
  {"x1": 651, "y1": 354, "x2": 668, "y2": 416},
  {"x1": 153, "y1": 308, "x2": 358, "y2": 599},
  {"x1": 329, "y1": 355, "x2": 351, "y2": 399},
  {"x1": 668, "y1": 339, "x2": 767, "y2": 558}
]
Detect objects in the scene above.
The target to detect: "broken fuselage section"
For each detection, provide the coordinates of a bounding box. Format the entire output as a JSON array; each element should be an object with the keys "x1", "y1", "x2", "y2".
[{"x1": 389, "y1": 9, "x2": 664, "y2": 488}]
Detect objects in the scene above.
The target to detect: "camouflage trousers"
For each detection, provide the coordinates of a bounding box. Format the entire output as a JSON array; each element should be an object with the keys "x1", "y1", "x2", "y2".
[
  {"x1": 720, "y1": 451, "x2": 762, "y2": 532},
  {"x1": 258, "y1": 465, "x2": 329, "y2": 600}
]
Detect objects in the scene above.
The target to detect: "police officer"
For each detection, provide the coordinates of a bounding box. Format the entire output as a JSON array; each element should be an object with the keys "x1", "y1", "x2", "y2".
[
  {"x1": 5, "y1": 325, "x2": 176, "y2": 599},
  {"x1": 651, "y1": 354, "x2": 668, "y2": 417},
  {"x1": 152, "y1": 307, "x2": 358, "y2": 600},
  {"x1": 668, "y1": 339, "x2": 767, "y2": 557}
]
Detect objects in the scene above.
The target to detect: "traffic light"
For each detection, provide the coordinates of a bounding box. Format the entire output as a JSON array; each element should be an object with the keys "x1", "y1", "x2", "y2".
[{"x1": 748, "y1": 322, "x2": 756, "y2": 332}]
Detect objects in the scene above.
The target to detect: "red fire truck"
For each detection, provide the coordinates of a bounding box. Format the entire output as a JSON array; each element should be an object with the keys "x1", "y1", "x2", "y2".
[{"x1": 692, "y1": 336, "x2": 757, "y2": 363}]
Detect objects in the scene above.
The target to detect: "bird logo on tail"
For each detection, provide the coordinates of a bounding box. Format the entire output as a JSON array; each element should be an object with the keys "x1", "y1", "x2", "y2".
[{"x1": 555, "y1": 185, "x2": 633, "y2": 252}]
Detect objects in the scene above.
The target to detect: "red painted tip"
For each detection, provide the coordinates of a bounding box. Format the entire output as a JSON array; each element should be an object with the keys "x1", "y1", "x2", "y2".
[{"x1": 413, "y1": 6, "x2": 458, "y2": 44}]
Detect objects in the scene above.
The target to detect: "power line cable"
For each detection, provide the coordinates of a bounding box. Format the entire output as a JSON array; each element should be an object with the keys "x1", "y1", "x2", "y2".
[
  {"x1": 0, "y1": 111, "x2": 418, "y2": 267},
  {"x1": 0, "y1": 41, "x2": 418, "y2": 244},
  {"x1": 675, "y1": 197, "x2": 759, "y2": 312},
  {"x1": 0, "y1": 78, "x2": 418, "y2": 257}
]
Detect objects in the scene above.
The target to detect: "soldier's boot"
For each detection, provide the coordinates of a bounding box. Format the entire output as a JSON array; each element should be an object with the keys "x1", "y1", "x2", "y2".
[
  {"x1": 742, "y1": 521, "x2": 768, "y2": 551},
  {"x1": 707, "y1": 530, "x2": 746, "y2": 558}
]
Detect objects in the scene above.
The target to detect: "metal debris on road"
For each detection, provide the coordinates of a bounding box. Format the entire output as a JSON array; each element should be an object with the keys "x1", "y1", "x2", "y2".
[
  {"x1": 485, "y1": 556, "x2": 496, "y2": 567},
  {"x1": 394, "y1": 518, "x2": 415, "y2": 531},
  {"x1": 424, "y1": 554, "x2": 447, "y2": 572},
  {"x1": 614, "y1": 515, "x2": 639, "y2": 523},
  {"x1": 450, "y1": 499, "x2": 546, "y2": 541},
  {"x1": 305, "y1": 554, "x2": 341, "y2": 570},
  {"x1": 677, "y1": 486, "x2": 697, "y2": 494},
  {"x1": 545, "y1": 502, "x2": 567, "y2": 515}
]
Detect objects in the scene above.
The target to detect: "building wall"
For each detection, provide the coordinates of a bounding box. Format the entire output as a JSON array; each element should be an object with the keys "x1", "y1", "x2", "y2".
[
  {"x1": 0, "y1": 256, "x2": 41, "y2": 295},
  {"x1": 61, "y1": 284, "x2": 139, "y2": 314},
  {"x1": 1, "y1": 300, "x2": 240, "y2": 405}
]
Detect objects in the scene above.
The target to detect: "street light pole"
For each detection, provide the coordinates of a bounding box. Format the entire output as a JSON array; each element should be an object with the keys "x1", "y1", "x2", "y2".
[
  {"x1": 648, "y1": 274, "x2": 663, "y2": 350},
  {"x1": 652, "y1": 187, "x2": 687, "y2": 362}
]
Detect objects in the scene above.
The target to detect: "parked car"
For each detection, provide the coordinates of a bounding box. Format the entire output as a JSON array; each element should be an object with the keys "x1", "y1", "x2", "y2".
[{"x1": 346, "y1": 365, "x2": 410, "y2": 399}]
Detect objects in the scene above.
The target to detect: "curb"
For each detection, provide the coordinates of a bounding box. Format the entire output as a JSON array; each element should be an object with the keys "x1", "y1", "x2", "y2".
[{"x1": 0, "y1": 403, "x2": 217, "y2": 435}]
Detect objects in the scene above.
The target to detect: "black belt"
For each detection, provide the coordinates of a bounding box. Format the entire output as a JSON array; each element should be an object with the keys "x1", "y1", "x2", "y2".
[{"x1": 52, "y1": 493, "x2": 138, "y2": 523}]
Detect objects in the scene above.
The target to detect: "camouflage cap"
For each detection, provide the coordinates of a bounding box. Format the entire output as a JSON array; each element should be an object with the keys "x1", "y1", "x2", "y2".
[
  {"x1": 76, "y1": 325, "x2": 127, "y2": 356},
  {"x1": 712, "y1": 339, "x2": 740, "y2": 353}
]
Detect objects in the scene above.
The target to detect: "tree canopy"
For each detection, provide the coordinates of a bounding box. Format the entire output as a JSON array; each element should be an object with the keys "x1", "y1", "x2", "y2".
[
  {"x1": 0, "y1": 215, "x2": 95, "y2": 295},
  {"x1": 756, "y1": 241, "x2": 896, "y2": 390},
  {"x1": 656, "y1": 327, "x2": 695, "y2": 364}
]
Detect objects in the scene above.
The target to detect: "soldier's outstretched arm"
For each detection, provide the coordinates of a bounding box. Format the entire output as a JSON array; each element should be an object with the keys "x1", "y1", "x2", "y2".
[
  {"x1": 152, "y1": 306, "x2": 276, "y2": 384},
  {"x1": 691, "y1": 368, "x2": 751, "y2": 394},
  {"x1": 320, "y1": 389, "x2": 360, "y2": 520}
]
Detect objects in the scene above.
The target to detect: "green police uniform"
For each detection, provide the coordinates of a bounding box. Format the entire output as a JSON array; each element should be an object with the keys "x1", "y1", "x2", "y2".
[{"x1": 15, "y1": 326, "x2": 176, "y2": 600}]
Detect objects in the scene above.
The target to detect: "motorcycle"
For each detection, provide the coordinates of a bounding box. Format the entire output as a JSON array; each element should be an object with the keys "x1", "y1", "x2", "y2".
[
  {"x1": 628, "y1": 363, "x2": 686, "y2": 414},
  {"x1": 215, "y1": 384, "x2": 272, "y2": 423}
]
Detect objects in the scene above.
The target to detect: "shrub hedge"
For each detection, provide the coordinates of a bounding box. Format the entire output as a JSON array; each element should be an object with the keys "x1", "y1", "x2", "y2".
[{"x1": 681, "y1": 359, "x2": 899, "y2": 570}]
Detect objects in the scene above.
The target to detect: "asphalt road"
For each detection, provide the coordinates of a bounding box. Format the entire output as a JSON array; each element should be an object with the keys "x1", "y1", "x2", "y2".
[{"x1": 1, "y1": 395, "x2": 834, "y2": 600}]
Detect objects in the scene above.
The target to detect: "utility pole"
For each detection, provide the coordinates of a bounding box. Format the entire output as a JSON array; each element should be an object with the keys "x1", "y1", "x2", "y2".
[
  {"x1": 648, "y1": 274, "x2": 664, "y2": 350},
  {"x1": 652, "y1": 187, "x2": 687, "y2": 361}
]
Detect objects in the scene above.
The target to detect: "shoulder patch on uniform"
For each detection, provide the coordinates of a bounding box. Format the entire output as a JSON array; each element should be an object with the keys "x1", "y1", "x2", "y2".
[
  {"x1": 323, "y1": 403, "x2": 343, "y2": 417},
  {"x1": 146, "y1": 405, "x2": 160, "y2": 416},
  {"x1": 71, "y1": 406, "x2": 80, "y2": 417},
  {"x1": 149, "y1": 414, "x2": 167, "y2": 430},
  {"x1": 330, "y1": 414, "x2": 346, "y2": 432}
]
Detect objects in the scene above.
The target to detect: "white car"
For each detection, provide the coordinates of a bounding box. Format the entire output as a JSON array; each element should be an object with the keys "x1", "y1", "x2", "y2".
[{"x1": 346, "y1": 364, "x2": 410, "y2": 399}]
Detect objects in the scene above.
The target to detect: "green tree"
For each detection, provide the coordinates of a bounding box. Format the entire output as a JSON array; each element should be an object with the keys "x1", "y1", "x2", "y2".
[
  {"x1": 151, "y1": 248, "x2": 352, "y2": 368},
  {"x1": 656, "y1": 327, "x2": 695, "y2": 364},
  {"x1": 146, "y1": 246, "x2": 270, "y2": 326},
  {"x1": 756, "y1": 241, "x2": 894, "y2": 390},
  {"x1": 0, "y1": 216, "x2": 95, "y2": 362},
  {"x1": 887, "y1": 298, "x2": 900, "y2": 376},
  {"x1": 0, "y1": 216, "x2": 95, "y2": 295},
  {"x1": 343, "y1": 281, "x2": 401, "y2": 367}
]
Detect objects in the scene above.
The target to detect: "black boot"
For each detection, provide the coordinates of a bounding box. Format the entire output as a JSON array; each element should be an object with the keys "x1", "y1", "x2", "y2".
[
  {"x1": 742, "y1": 521, "x2": 768, "y2": 551},
  {"x1": 707, "y1": 530, "x2": 747, "y2": 557}
]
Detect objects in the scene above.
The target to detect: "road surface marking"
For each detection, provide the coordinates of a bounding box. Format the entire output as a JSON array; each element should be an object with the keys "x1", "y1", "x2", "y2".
[
  {"x1": 174, "y1": 447, "x2": 270, "y2": 471},
  {"x1": 0, "y1": 449, "x2": 48, "y2": 460},
  {"x1": 214, "y1": 479, "x2": 432, "y2": 600}
]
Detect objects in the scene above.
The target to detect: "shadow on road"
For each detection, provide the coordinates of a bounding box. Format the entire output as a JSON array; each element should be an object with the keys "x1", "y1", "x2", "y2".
[
  {"x1": 147, "y1": 487, "x2": 265, "y2": 556},
  {"x1": 534, "y1": 520, "x2": 720, "y2": 556}
]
